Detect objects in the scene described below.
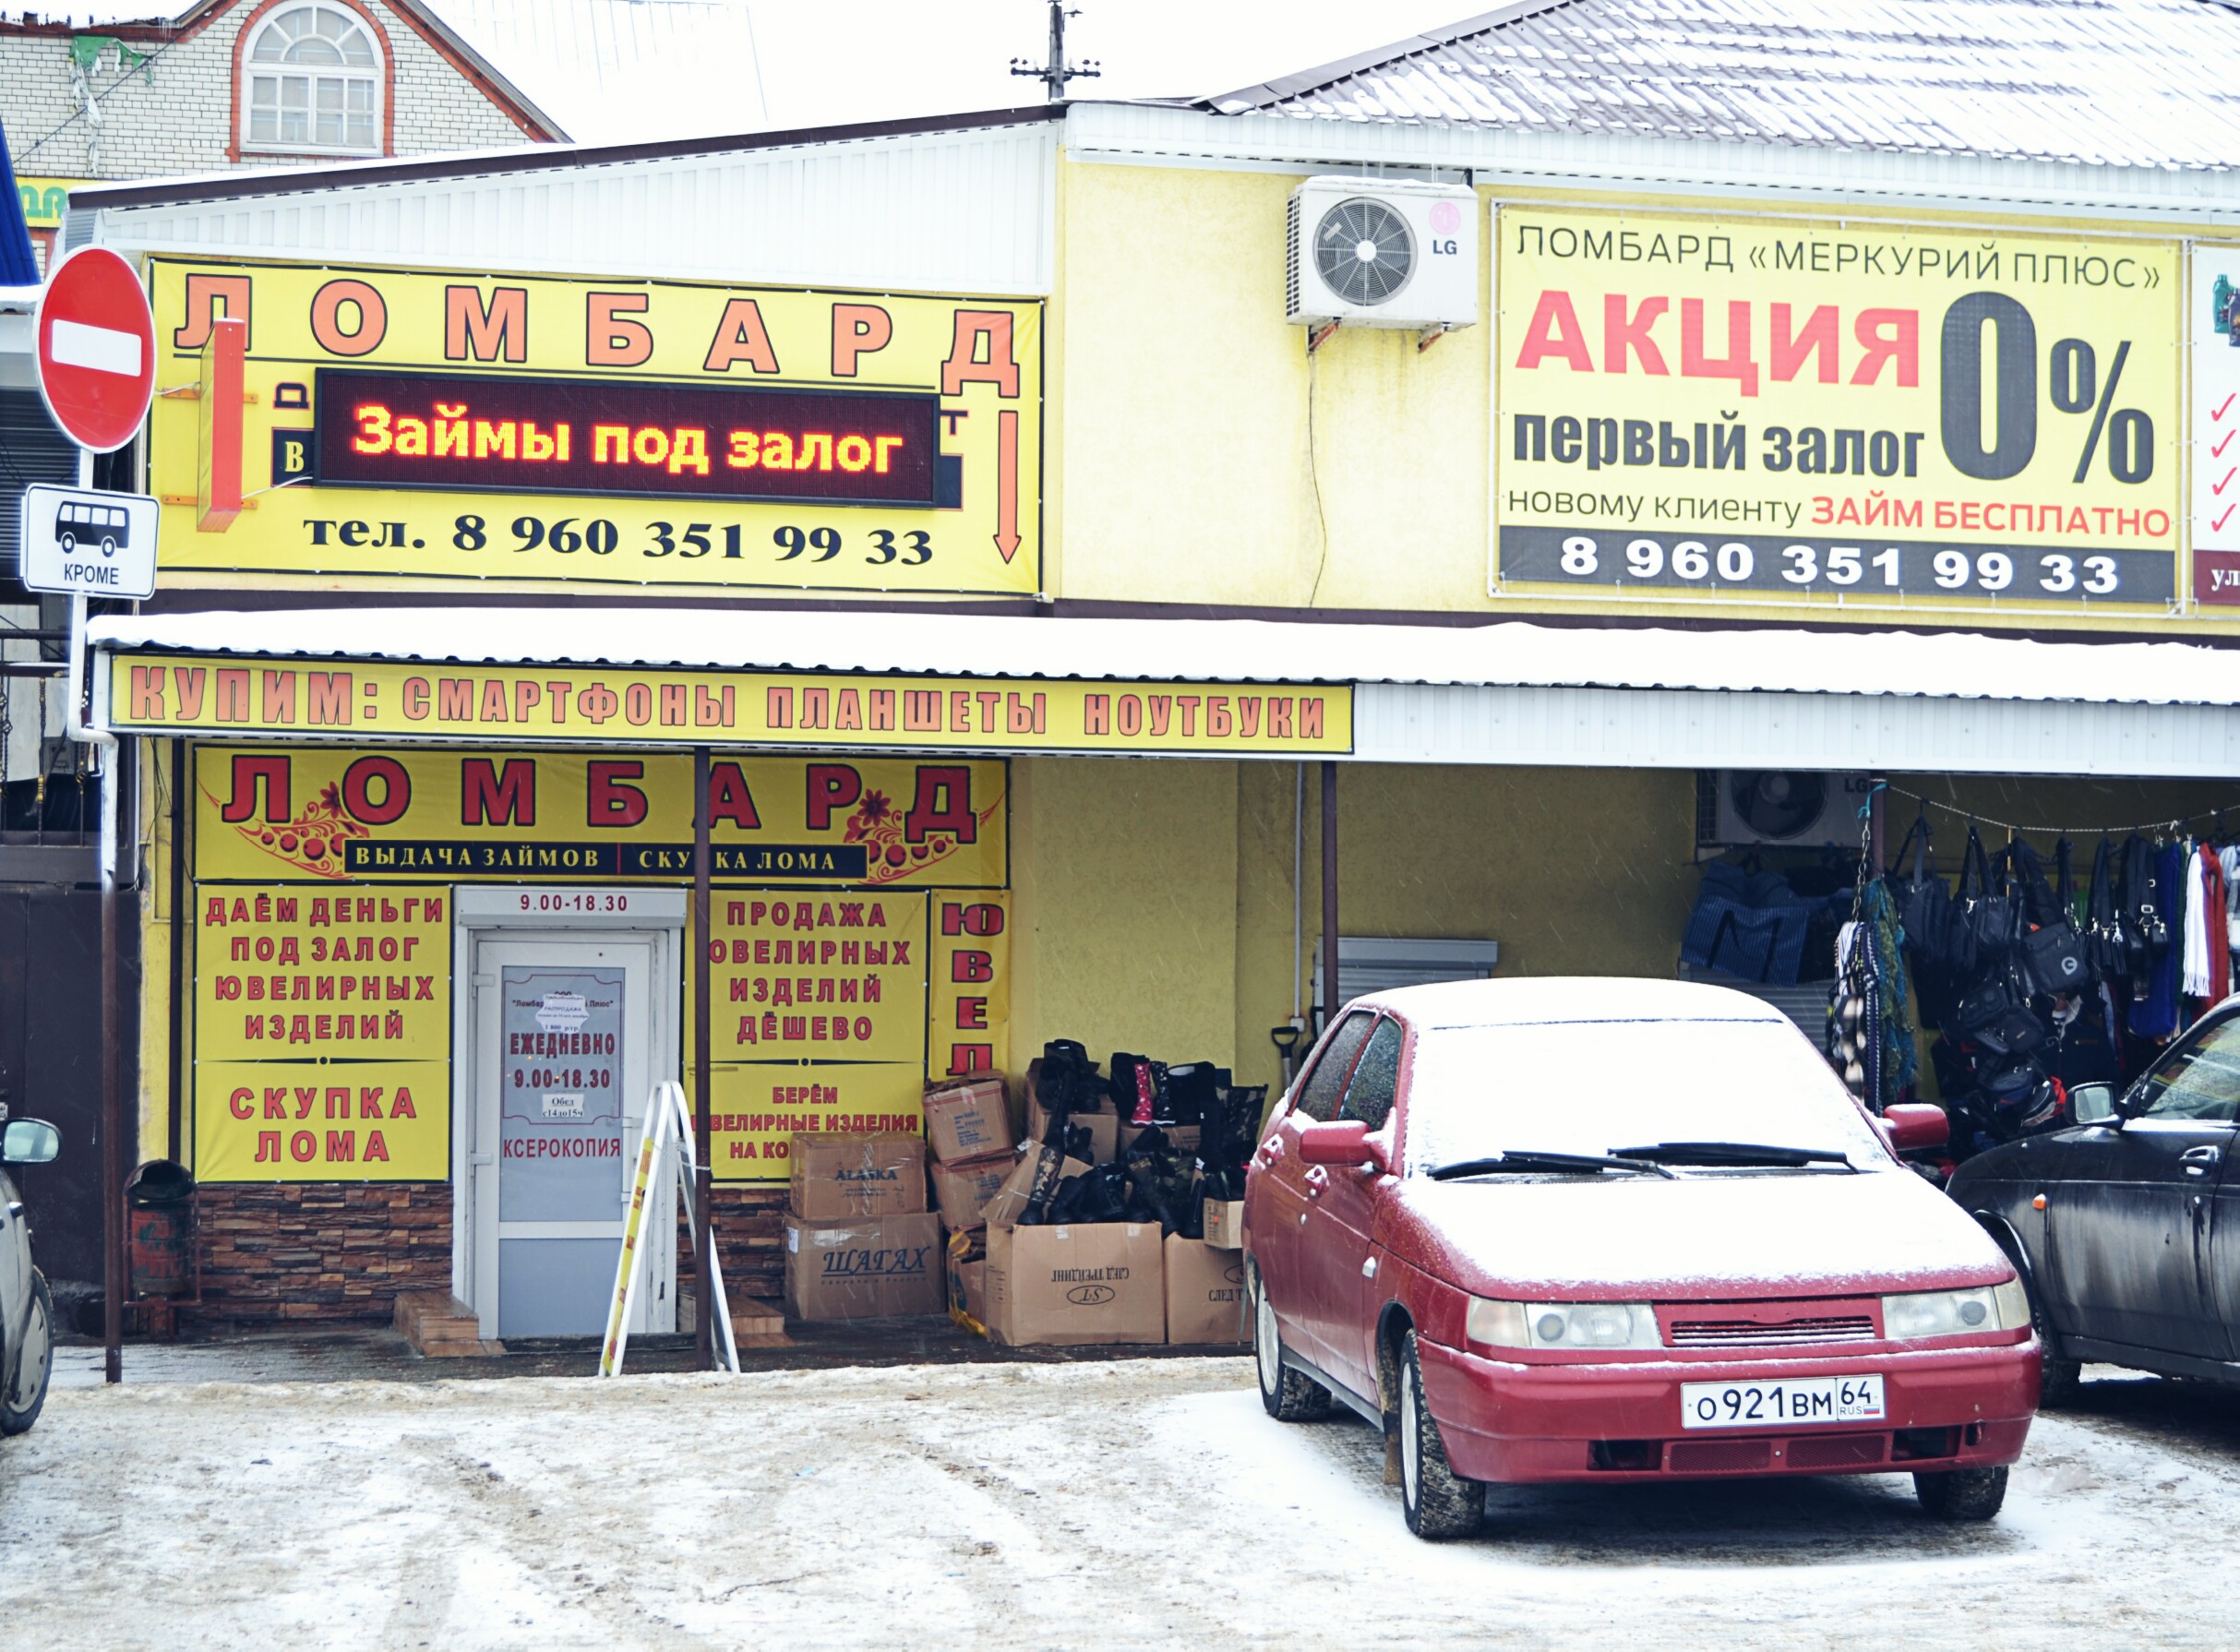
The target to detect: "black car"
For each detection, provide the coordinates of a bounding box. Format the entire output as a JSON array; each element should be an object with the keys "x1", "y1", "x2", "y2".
[{"x1": 1947, "y1": 1004, "x2": 2240, "y2": 1403}]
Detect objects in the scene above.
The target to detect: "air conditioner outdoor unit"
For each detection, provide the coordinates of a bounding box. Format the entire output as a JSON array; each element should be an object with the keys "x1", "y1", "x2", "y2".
[
  {"x1": 1286, "y1": 177, "x2": 1479, "y2": 331},
  {"x1": 1697, "y1": 771, "x2": 1875, "y2": 849}
]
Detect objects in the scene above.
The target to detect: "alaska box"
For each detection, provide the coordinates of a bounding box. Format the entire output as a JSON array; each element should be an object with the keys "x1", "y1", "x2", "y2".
[
  {"x1": 784, "y1": 1213, "x2": 944, "y2": 1320},
  {"x1": 788, "y1": 1131, "x2": 928, "y2": 1221},
  {"x1": 1164, "y1": 1235, "x2": 1248, "y2": 1345},
  {"x1": 985, "y1": 1221, "x2": 1165, "y2": 1347},
  {"x1": 923, "y1": 1080, "x2": 1011, "y2": 1165}
]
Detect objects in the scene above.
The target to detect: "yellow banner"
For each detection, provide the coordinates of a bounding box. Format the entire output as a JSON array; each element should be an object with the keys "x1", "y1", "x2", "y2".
[
  {"x1": 1495, "y1": 208, "x2": 2183, "y2": 611},
  {"x1": 119, "y1": 657, "x2": 1351, "y2": 756},
  {"x1": 18, "y1": 178, "x2": 84, "y2": 229},
  {"x1": 189, "y1": 746, "x2": 1008, "y2": 887},
  {"x1": 928, "y1": 892, "x2": 1010, "y2": 1084},
  {"x1": 145, "y1": 257, "x2": 1042, "y2": 596},
  {"x1": 190, "y1": 883, "x2": 451, "y2": 1181}
]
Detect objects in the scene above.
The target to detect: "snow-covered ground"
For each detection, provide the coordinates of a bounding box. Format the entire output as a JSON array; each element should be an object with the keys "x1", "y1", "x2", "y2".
[{"x1": 4, "y1": 1358, "x2": 2237, "y2": 1649}]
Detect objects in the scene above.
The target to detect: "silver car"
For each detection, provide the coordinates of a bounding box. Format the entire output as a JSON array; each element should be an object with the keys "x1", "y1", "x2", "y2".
[{"x1": 0, "y1": 1116, "x2": 59, "y2": 1436}]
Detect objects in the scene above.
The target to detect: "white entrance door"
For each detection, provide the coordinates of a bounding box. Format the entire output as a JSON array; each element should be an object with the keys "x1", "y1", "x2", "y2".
[{"x1": 476, "y1": 938, "x2": 655, "y2": 1337}]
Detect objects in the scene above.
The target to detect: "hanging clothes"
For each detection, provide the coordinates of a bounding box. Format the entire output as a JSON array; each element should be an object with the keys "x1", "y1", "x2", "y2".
[
  {"x1": 2183, "y1": 840, "x2": 2213, "y2": 1000},
  {"x1": 2222, "y1": 843, "x2": 2240, "y2": 981},
  {"x1": 2134, "y1": 841, "x2": 2187, "y2": 1042},
  {"x1": 2206, "y1": 846, "x2": 2233, "y2": 1004}
]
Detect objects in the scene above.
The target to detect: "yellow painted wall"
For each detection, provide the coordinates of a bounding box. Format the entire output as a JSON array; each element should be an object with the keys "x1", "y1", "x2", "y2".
[
  {"x1": 1053, "y1": 156, "x2": 2240, "y2": 639},
  {"x1": 1009, "y1": 757, "x2": 1243, "y2": 1109},
  {"x1": 1230, "y1": 762, "x2": 1701, "y2": 1090}
]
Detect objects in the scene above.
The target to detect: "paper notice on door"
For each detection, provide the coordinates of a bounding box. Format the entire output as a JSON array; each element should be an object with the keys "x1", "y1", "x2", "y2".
[
  {"x1": 541, "y1": 1094, "x2": 586, "y2": 1119},
  {"x1": 536, "y1": 991, "x2": 590, "y2": 1033}
]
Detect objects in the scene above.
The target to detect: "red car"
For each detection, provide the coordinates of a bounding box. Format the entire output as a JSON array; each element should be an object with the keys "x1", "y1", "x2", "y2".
[{"x1": 1245, "y1": 979, "x2": 2039, "y2": 1538}]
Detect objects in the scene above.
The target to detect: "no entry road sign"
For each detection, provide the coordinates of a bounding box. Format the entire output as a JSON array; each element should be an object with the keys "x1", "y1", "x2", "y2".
[{"x1": 36, "y1": 246, "x2": 156, "y2": 453}]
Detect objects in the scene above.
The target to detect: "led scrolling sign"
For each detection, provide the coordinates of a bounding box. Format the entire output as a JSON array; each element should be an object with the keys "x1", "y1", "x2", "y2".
[{"x1": 310, "y1": 370, "x2": 943, "y2": 507}]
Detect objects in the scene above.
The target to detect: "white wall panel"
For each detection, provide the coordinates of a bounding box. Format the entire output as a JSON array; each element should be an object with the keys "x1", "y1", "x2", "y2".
[
  {"x1": 91, "y1": 121, "x2": 1057, "y2": 294},
  {"x1": 1355, "y1": 683, "x2": 2240, "y2": 779}
]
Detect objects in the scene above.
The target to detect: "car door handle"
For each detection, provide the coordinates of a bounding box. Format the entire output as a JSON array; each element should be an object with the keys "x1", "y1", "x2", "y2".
[
  {"x1": 2182, "y1": 1144, "x2": 2222, "y2": 1176},
  {"x1": 1303, "y1": 1167, "x2": 1328, "y2": 1198}
]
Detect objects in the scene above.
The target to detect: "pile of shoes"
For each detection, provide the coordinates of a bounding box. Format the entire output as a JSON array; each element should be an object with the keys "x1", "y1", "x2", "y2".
[{"x1": 964, "y1": 1040, "x2": 1265, "y2": 1347}]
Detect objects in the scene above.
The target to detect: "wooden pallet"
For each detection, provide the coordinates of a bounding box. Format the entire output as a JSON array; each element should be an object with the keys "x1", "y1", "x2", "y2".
[{"x1": 394, "y1": 1290, "x2": 506, "y2": 1358}]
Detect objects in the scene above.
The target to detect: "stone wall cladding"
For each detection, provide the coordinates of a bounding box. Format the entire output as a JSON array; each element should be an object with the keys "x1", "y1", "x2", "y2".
[
  {"x1": 186, "y1": 1180, "x2": 786, "y2": 1330},
  {"x1": 0, "y1": 0, "x2": 543, "y2": 184},
  {"x1": 187, "y1": 1180, "x2": 451, "y2": 1326}
]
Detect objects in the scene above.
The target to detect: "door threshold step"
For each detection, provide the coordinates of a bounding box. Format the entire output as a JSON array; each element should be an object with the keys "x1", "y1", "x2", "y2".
[{"x1": 394, "y1": 1290, "x2": 506, "y2": 1358}]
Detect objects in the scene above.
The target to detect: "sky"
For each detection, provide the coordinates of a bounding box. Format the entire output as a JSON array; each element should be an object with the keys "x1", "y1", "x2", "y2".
[
  {"x1": 741, "y1": 0, "x2": 1469, "y2": 126},
  {"x1": 435, "y1": 0, "x2": 1483, "y2": 147}
]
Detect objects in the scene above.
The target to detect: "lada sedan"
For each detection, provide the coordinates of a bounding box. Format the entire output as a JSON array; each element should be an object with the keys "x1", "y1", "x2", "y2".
[{"x1": 1245, "y1": 979, "x2": 2039, "y2": 1538}]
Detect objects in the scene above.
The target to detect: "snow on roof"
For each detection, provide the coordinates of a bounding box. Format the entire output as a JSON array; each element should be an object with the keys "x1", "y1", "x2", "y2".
[
  {"x1": 81, "y1": 606, "x2": 2240, "y2": 709},
  {"x1": 1207, "y1": 0, "x2": 2240, "y2": 172},
  {"x1": 1365, "y1": 975, "x2": 1791, "y2": 1028},
  {"x1": 418, "y1": 0, "x2": 767, "y2": 148}
]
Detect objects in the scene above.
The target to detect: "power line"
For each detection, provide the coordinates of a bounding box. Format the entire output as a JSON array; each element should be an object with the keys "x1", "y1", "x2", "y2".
[{"x1": 16, "y1": 24, "x2": 192, "y2": 168}]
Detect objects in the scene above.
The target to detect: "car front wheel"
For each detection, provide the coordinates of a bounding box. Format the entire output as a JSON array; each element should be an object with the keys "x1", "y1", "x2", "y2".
[
  {"x1": 1399, "y1": 1331, "x2": 1483, "y2": 1539},
  {"x1": 1915, "y1": 1466, "x2": 2007, "y2": 1522},
  {"x1": 1252, "y1": 1263, "x2": 1331, "y2": 1422},
  {"x1": 2, "y1": 1269, "x2": 54, "y2": 1436}
]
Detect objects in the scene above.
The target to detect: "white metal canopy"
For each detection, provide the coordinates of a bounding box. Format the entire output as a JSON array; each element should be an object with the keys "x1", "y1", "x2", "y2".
[{"x1": 89, "y1": 606, "x2": 2240, "y2": 778}]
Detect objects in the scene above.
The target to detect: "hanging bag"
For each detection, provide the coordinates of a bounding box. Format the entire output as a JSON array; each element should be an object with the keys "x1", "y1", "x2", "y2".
[
  {"x1": 2085, "y1": 837, "x2": 2127, "y2": 978},
  {"x1": 1946, "y1": 823, "x2": 1990, "y2": 976},
  {"x1": 1971, "y1": 839, "x2": 2020, "y2": 962},
  {"x1": 1954, "y1": 972, "x2": 2046, "y2": 1057},
  {"x1": 1892, "y1": 814, "x2": 1951, "y2": 972},
  {"x1": 2020, "y1": 837, "x2": 2093, "y2": 997}
]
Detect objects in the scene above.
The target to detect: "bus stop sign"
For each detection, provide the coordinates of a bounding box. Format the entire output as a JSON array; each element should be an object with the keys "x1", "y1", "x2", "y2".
[
  {"x1": 18, "y1": 485, "x2": 160, "y2": 597},
  {"x1": 35, "y1": 245, "x2": 157, "y2": 453}
]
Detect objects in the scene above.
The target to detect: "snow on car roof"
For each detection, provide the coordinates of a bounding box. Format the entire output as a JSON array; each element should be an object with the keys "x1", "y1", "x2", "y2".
[{"x1": 1361, "y1": 976, "x2": 1794, "y2": 1030}]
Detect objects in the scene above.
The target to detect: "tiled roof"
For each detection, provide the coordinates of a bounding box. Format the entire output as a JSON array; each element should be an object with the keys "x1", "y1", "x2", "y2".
[{"x1": 1203, "y1": 0, "x2": 2240, "y2": 170}]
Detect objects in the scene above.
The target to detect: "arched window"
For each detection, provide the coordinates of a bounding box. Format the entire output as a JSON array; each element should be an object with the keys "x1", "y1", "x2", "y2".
[{"x1": 244, "y1": 2, "x2": 383, "y2": 154}]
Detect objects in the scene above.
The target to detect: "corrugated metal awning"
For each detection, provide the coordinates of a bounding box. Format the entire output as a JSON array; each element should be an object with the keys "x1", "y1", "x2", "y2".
[{"x1": 85, "y1": 605, "x2": 2240, "y2": 706}]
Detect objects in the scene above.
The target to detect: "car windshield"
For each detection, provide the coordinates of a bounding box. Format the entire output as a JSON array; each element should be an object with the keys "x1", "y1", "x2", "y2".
[{"x1": 1402, "y1": 1016, "x2": 1887, "y2": 1175}]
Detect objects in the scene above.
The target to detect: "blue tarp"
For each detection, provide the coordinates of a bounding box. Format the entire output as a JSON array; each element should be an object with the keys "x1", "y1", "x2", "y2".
[{"x1": 0, "y1": 118, "x2": 44, "y2": 287}]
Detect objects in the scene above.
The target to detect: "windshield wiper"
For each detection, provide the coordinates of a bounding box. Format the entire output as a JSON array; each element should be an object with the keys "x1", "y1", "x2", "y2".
[
  {"x1": 1428, "y1": 1151, "x2": 1674, "y2": 1181},
  {"x1": 1611, "y1": 1141, "x2": 1855, "y2": 1170}
]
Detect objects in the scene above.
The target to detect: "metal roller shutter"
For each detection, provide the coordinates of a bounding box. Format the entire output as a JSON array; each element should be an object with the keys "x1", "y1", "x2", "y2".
[{"x1": 0, "y1": 390, "x2": 82, "y2": 583}]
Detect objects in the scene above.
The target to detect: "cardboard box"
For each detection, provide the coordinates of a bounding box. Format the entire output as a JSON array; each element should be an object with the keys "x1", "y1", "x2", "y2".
[
  {"x1": 787, "y1": 1132, "x2": 928, "y2": 1221},
  {"x1": 923, "y1": 1079, "x2": 1012, "y2": 1165},
  {"x1": 783, "y1": 1213, "x2": 944, "y2": 1320},
  {"x1": 930, "y1": 1151, "x2": 1017, "y2": 1232},
  {"x1": 978, "y1": 1147, "x2": 1089, "y2": 1230},
  {"x1": 985, "y1": 1221, "x2": 1166, "y2": 1347},
  {"x1": 1164, "y1": 1235, "x2": 1248, "y2": 1345},
  {"x1": 1028, "y1": 1092, "x2": 1119, "y2": 1165},
  {"x1": 1201, "y1": 1197, "x2": 1245, "y2": 1251}
]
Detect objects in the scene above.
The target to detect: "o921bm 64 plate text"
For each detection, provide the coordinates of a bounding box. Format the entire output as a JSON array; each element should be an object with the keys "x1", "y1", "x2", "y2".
[{"x1": 1680, "y1": 1375, "x2": 1887, "y2": 1430}]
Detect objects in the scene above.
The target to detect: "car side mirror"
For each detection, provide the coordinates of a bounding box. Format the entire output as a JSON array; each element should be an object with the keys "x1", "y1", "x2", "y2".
[
  {"x1": 2069, "y1": 1083, "x2": 2120, "y2": 1128},
  {"x1": 0, "y1": 1118, "x2": 60, "y2": 1166},
  {"x1": 1297, "y1": 1119, "x2": 1387, "y2": 1171},
  {"x1": 1880, "y1": 1103, "x2": 1949, "y2": 1153}
]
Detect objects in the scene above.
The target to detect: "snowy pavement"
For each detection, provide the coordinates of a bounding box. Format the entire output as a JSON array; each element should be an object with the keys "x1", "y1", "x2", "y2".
[{"x1": 4, "y1": 1357, "x2": 2237, "y2": 1649}]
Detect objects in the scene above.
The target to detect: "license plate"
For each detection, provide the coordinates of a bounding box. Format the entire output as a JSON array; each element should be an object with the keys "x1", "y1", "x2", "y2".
[{"x1": 1680, "y1": 1374, "x2": 1886, "y2": 1431}]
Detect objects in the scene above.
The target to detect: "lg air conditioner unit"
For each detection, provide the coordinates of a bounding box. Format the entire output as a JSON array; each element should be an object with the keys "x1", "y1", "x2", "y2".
[
  {"x1": 1697, "y1": 771, "x2": 1875, "y2": 849},
  {"x1": 1286, "y1": 178, "x2": 1479, "y2": 332}
]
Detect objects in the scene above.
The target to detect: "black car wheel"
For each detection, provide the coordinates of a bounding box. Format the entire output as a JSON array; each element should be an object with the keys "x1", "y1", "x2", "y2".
[
  {"x1": 1915, "y1": 1466, "x2": 2007, "y2": 1522},
  {"x1": 2, "y1": 1270, "x2": 54, "y2": 1436},
  {"x1": 1988, "y1": 1231, "x2": 2079, "y2": 1408},
  {"x1": 1399, "y1": 1331, "x2": 1483, "y2": 1539},
  {"x1": 1252, "y1": 1263, "x2": 1332, "y2": 1422}
]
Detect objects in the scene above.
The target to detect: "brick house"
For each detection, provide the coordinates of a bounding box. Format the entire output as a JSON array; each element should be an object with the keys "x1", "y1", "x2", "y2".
[{"x1": 3, "y1": 0, "x2": 564, "y2": 271}]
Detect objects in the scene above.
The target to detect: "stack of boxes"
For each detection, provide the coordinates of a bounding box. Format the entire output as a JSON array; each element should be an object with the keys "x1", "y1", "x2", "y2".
[
  {"x1": 777, "y1": 1061, "x2": 1251, "y2": 1347},
  {"x1": 781, "y1": 1131, "x2": 944, "y2": 1320},
  {"x1": 922, "y1": 1076, "x2": 1015, "y2": 1330}
]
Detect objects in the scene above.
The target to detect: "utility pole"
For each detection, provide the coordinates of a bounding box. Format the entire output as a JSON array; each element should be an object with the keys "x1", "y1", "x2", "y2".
[{"x1": 1012, "y1": 2, "x2": 1099, "y2": 102}]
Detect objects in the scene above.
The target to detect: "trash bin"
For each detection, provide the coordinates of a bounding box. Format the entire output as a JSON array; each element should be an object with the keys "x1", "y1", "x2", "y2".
[{"x1": 126, "y1": 1160, "x2": 196, "y2": 1299}]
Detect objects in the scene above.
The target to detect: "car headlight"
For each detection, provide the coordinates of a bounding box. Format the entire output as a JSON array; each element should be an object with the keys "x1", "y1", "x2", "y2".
[
  {"x1": 1882, "y1": 1280, "x2": 2029, "y2": 1338},
  {"x1": 1467, "y1": 1296, "x2": 1661, "y2": 1351}
]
